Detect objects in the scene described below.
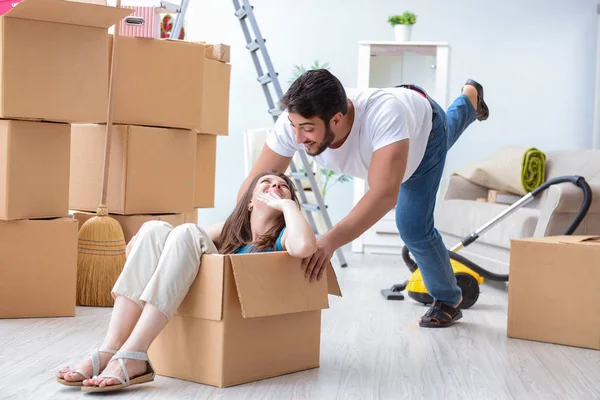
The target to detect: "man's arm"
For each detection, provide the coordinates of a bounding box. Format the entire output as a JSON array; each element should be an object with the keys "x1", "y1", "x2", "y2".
[
  {"x1": 326, "y1": 140, "x2": 408, "y2": 248},
  {"x1": 303, "y1": 139, "x2": 409, "y2": 280},
  {"x1": 237, "y1": 144, "x2": 292, "y2": 202}
]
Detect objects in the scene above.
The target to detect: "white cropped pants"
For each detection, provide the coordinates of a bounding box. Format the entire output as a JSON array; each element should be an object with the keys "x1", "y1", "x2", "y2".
[{"x1": 111, "y1": 221, "x2": 218, "y2": 319}]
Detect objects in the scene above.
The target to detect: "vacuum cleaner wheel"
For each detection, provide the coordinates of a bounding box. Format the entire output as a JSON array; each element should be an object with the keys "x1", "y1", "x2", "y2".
[{"x1": 456, "y1": 272, "x2": 480, "y2": 309}]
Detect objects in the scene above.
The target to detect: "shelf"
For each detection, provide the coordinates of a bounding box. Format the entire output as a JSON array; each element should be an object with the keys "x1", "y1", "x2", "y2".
[
  {"x1": 358, "y1": 41, "x2": 449, "y2": 57},
  {"x1": 353, "y1": 39, "x2": 451, "y2": 254}
]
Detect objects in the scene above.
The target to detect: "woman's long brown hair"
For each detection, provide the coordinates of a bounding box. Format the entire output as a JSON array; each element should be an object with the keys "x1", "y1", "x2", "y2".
[{"x1": 217, "y1": 171, "x2": 301, "y2": 254}]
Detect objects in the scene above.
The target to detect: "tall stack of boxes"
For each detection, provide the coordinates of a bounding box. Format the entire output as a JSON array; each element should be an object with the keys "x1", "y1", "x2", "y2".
[
  {"x1": 70, "y1": 32, "x2": 231, "y2": 257},
  {"x1": 0, "y1": 1, "x2": 343, "y2": 387},
  {"x1": 0, "y1": 0, "x2": 131, "y2": 319}
]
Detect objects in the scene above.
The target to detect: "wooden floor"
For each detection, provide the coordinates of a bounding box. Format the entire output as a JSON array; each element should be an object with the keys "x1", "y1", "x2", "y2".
[{"x1": 2, "y1": 252, "x2": 600, "y2": 400}]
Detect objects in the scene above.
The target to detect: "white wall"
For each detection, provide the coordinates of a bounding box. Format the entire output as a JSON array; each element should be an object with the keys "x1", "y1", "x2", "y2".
[
  {"x1": 595, "y1": 9, "x2": 600, "y2": 149},
  {"x1": 117, "y1": 0, "x2": 599, "y2": 226}
]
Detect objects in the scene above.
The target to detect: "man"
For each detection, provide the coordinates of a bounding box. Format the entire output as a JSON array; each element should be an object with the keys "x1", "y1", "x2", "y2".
[{"x1": 238, "y1": 69, "x2": 488, "y2": 328}]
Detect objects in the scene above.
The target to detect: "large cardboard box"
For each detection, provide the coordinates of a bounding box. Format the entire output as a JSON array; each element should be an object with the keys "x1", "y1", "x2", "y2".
[
  {"x1": 69, "y1": 124, "x2": 197, "y2": 215},
  {"x1": 72, "y1": 211, "x2": 187, "y2": 243},
  {"x1": 110, "y1": 36, "x2": 203, "y2": 131},
  {"x1": 194, "y1": 134, "x2": 217, "y2": 208},
  {"x1": 0, "y1": 0, "x2": 130, "y2": 123},
  {"x1": 149, "y1": 252, "x2": 342, "y2": 387},
  {"x1": 200, "y1": 59, "x2": 231, "y2": 136},
  {"x1": 508, "y1": 236, "x2": 600, "y2": 350},
  {"x1": 0, "y1": 120, "x2": 70, "y2": 220},
  {"x1": 110, "y1": 36, "x2": 231, "y2": 135},
  {"x1": 0, "y1": 218, "x2": 78, "y2": 318}
]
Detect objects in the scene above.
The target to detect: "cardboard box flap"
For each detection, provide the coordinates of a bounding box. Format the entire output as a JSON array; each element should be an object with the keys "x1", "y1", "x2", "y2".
[
  {"x1": 326, "y1": 262, "x2": 342, "y2": 297},
  {"x1": 229, "y1": 252, "x2": 330, "y2": 319},
  {"x1": 173, "y1": 255, "x2": 225, "y2": 321},
  {"x1": 6, "y1": 0, "x2": 132, "y2": 28},
  {"x1": 558, "y1": 236, "x2": 600, "y2": 245}
]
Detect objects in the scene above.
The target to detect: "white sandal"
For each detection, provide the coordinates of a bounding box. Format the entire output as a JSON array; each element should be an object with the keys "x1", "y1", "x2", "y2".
[
  {"x1": 56, "y1": 348, "x2": 117, "y2": 387},
  {"x1": 80, "y1": 351, "x2": 155, "y2": 392}
]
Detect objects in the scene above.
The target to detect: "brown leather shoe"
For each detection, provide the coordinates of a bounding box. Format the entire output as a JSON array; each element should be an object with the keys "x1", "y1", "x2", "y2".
[{"x1": 463, "y1": 79, "x2": 489, "y2": 121}]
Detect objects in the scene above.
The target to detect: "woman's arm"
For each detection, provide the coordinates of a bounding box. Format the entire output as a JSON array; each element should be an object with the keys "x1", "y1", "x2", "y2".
[
  {"x1": 256, "y1": 193, "x2": 317, "y2": 258},
  {"x1": 204, "y1": 221, "x2": 225, "y2": 245},
  {"x1": 279, "y1": 202, "x2": 317, "y2": 258}
]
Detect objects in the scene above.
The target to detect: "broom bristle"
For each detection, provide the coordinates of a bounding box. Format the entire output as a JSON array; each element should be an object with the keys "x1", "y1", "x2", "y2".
[{"x1": 77, "y1": 208, "x2": 126, "y2": 307}]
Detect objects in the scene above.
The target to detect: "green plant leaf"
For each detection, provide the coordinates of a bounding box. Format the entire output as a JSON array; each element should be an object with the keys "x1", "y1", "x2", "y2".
[{"x1": 388, "y1": 11, "x2": 417, "y2": 26}]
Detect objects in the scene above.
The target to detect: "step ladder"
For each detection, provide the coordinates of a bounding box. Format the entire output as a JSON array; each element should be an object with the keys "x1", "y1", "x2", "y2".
[
  {"x1": 159, "y1": 0, "x2": 348, "y2": 268},
  {"x1": 158, "y1": 1, "x2": 188, "y2": 37},
  {"x1": 232, "y1": 0, "x2": 347, "y2": 268}
]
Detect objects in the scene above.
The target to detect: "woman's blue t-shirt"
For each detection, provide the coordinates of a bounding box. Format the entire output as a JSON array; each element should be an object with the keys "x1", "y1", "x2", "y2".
[{"x1": 233, "y1": 228, "x2": 286, "y2": 254}]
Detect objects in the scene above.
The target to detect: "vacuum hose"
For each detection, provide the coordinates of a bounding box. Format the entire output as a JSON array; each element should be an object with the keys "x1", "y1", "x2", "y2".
[{"x1": 402, "y1": 176, "x2": 593, "y2": 282}]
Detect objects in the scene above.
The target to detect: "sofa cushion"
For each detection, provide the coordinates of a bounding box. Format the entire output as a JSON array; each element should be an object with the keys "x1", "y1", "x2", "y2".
[
  {"x1": 545, "y1": 150, "x2": 600, "y2": 183},
  {"x1": 434, "y1": 199, "x2": 540, "y2": 249}
]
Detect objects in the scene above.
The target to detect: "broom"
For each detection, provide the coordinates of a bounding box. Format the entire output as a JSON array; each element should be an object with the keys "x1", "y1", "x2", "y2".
[{"x1": 76, "y1": 0, "x2": 126, "y2": 307}]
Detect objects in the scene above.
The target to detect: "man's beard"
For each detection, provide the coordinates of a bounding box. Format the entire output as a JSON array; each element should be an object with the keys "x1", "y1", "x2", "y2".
[{"x1": 306, "y1": 123, "x2": 335, "y2": 156}]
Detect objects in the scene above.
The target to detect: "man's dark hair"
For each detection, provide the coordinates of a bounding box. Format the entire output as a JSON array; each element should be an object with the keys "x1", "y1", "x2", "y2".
[{"x1": 281, "y1": 69, "x2": 348, "y2": 123}]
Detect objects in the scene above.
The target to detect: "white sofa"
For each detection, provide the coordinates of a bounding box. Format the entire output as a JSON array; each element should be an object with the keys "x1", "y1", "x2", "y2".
[{"x1": 435, "y1": 150, "x2": 600, "y2": 275}]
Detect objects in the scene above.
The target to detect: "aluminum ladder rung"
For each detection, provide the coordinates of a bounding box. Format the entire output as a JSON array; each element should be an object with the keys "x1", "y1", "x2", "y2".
[
  {"x1": 268, "y1": 107, "x2": 282, "y2": 117},
  {"x1": 258, "y1": 73, "x2": 276, "y2": 85},
  {"x1": 246, "y1": 41, "x2": 259, "y2": 52},
  {"x1": 302, "y1": 203, "x2": 326, "y2": 212},
  {"x1": 290, "y1": 171, "x2": 314, "y2": 180},
  {"x1": 159, "y1": 1, "x2": 182, "y2": 12},
  {"x1": 235, "y1": 5, "x2": 251, "y2": 19}
]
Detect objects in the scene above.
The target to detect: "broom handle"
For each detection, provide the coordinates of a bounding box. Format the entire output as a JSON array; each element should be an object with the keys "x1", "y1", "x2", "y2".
[{"x1": 100, "y1": 0, "x2": 122, "y2": 207}]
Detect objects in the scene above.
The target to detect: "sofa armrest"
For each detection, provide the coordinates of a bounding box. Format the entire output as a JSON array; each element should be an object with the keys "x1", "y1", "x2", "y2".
[
  {"x1": 534, "y1": 182, "x2": 600, "y2": 236},
  {"x1": 440, "y1": 175, "x2": 489, "y2": 201}
]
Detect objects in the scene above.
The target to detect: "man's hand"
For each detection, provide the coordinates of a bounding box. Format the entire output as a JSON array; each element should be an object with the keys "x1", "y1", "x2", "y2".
[{"x1": 302, "y1": 236, "x2": 335, "y2": 282}]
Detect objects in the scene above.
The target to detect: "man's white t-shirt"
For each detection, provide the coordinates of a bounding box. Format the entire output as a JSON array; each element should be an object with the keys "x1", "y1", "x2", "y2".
[{"x1": 266, "y1": 87, "x2": 433, "y2": 183}]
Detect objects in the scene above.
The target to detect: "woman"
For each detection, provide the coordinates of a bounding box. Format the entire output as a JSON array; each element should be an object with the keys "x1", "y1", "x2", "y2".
[{"x1": 56, "y1": 171, "x2": 317, "y2": 392}]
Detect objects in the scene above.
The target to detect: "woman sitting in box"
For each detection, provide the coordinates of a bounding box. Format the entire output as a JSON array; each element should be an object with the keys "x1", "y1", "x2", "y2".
[{"x1": 56, "y1": 171, "x2": 318, "y2": 392}]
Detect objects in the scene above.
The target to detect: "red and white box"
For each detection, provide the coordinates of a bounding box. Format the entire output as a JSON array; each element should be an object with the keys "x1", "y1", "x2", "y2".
[
  {"x1": 0, "y1": 0, "x2": 21, "y2": 16},
  {"x1": 119, "y1": 6, "x2": 160, "y2": 39}
]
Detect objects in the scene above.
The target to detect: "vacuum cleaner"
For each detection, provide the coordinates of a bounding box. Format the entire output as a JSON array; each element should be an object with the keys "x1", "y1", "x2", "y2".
[{"x1": 381, "y1": 175, "x2": 593, "y2": 309}]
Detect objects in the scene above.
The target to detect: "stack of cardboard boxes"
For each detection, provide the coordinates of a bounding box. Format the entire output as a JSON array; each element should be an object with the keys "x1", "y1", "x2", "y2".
[
  {"x1": 70, "y1": 34, "x2": 231, "y2": 246},
  {"x1": 0, "y1": 0, "x2": 131, "y2": 318},
  {"x1": 0, "y1": 0, "x2": 344, "y2": 387}
]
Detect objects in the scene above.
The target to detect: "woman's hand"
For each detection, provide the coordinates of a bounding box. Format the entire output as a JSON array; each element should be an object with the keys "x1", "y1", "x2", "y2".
[{"x1": 255, "y1": 192, "x2": 296, "y2": 211}]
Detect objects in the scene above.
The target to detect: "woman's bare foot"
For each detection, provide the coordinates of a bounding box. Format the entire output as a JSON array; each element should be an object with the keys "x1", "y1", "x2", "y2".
[
  {"x1": 57, "y1": 351, "x2": 114, "y2": 383},
  {"x1": 83, "y1": 356, "x2": 149, "y2": 388}
]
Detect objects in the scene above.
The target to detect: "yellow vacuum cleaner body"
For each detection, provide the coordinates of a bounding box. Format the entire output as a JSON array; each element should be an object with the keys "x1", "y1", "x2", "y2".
[{"x1": 406, "y1": 260, "x2": 484, "y2": 309}]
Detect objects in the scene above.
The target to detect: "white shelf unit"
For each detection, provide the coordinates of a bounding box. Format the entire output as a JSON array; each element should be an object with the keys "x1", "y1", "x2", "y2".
[{"x1": 352, "y1": 41, "x2": 450, "y2": 255}]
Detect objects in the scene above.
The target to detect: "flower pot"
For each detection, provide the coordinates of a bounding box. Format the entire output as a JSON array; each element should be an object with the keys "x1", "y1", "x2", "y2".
[{"x1": 394, "y1": 24, "x2": 412, "y2": 41}]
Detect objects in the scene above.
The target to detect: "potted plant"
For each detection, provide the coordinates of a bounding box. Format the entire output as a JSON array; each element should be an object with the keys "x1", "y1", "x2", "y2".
[{"x1": 388, "y1": 11, "x2": 417, "y2": 42}]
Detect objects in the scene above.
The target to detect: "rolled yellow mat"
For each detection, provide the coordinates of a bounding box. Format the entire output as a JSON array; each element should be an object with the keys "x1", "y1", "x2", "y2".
[{"x1": 521, "y1": 148, "x2": 546, "y2": 193}]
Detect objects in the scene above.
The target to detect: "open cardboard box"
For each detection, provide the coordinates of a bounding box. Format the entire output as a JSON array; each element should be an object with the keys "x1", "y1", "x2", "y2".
[
  {"x1": 149, "y1": 252, "x2": 342, "y2": 387},
  {"x1": 0, "y1": 0, "x2": 130, "y2": 123},
  {"x1": 508, "y1": 235, "x2": 600, "y2": 350}
]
